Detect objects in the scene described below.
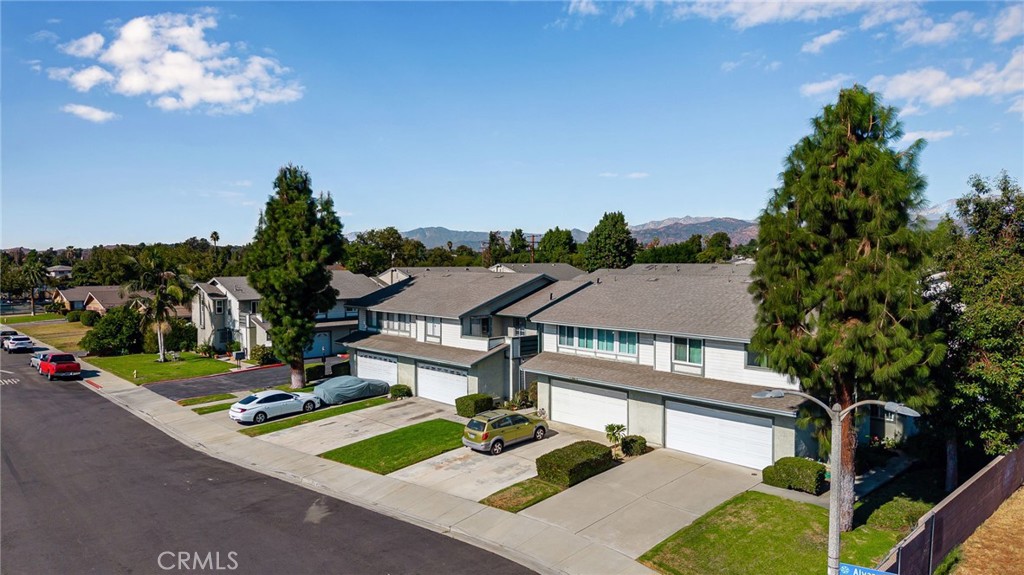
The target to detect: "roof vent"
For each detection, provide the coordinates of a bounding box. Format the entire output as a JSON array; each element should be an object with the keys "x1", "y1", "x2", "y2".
[
  {"x1": 596, "y1": 277, "x2": 601, "y2": 284},
  {"x1": 549, "y1": 292, "x2": 553, "y2": 300},
  {"x1": 647, "y1": 277, "x2": 659, "y2": 282}
]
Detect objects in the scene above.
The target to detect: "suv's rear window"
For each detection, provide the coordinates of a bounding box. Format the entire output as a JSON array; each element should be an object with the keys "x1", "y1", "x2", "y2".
[{"x1": 467, "y1": 420, "x2": 486, "y2": 432}]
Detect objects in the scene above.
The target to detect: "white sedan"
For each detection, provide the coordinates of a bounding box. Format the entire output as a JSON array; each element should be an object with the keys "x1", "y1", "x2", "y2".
[{"x1": 228, "y1": 390, "x2": 322, "y2": 424}]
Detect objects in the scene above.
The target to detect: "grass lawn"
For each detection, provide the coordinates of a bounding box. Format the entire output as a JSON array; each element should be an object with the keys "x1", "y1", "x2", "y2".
[
  {"x1": 87, "y1": 352, "x2": 233, "y2": 385},
  {"x1": 481, "y1": 478, "x2": 564, "y2": 513},
  {"x1": 193, "y1": 402, "x2": 236, "y2": 415},
  {"x1": 0, "y1": 313, "x2": 64, "y2": 324},
  {"x1": 319, "y1": 419, "x2": 465, "y2": 474},
  {"x1": 177, "y1": 393, "x2": 238, "y2": 407},
  {"x1": 240, "y1": 397, "x2": 390, "y2": 437},
  {"x1": 16, "y1": 321, "x2": 92, "y2": 350}
]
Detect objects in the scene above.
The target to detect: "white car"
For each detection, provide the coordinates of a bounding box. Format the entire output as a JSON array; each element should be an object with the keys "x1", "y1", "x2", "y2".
[
  {"x1": 29, "y1": 352, "x2": 50, "y2": 370},
  {"x1": 5, "y1": 336, "x2": 33, "y2": 353},
  {"x1": 228, "y1": 390, "x2": 322, "y2": 424}
]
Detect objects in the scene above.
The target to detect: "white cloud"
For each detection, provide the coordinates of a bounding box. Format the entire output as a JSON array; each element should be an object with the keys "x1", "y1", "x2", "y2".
[
  {"x1": 612, "y1": 5, "x2": 636, "y2": 26},
  {"x1": 993, "y1": 5, "x2": 1023, "y2": 43},
  {"x1": 47, "y1": 18, "x2": 62, "y2": 25},
  {"x1": 900, "y1": 130, "x2": 955, "y2": 145},
  {"x1": 894, "y1": 12, "x2": 970, "y2": 46},
  {"x1": 1010, "y1": 97, "x2": 1024, "y2": 116},
  {"x1": 568, "y1": 0, "x2": 601, "y2": 17},
  {"x1": 721, "y1": 60, "x2": 740, "y2": 72},
  {"x1": 25, "y1": 59, "x2": 42, "y2": 73},
  {"x1": 61, "y1": 104, "x2": 118, "y2": 123},
  {"x1": 30, "y1": 30, "x2": 60, "y2": 43},
  {"x1": 860, "y1": 3, "x2": 922, "y2": 30},
  {"x1": 765, "y1": 60, "x2": 781, "y2": 71},
  {"x1": 869, "y1": 48, "x2": 1024, "y2": 113},
  {"x1": 625, "y1": 172, "x2": 650, "y2": 179},
  {"x1": 802, "y1": 29, "x2": 845, "y2": 54},
  {"x1": 672, "y1": 1, "x2": 869, "y2": 30},
  {"x1": 720, "y1": 50, "x2": 778, "y2": 73},
  {"x1": 60, "y1": 32, "x2": 105, "y2": 58},
  {"x1": 799, "y1": 74, "x2": 854, "y2": 97},
  {"x1": 46, "y1": 10, "x2": 303, "y2": 115}
]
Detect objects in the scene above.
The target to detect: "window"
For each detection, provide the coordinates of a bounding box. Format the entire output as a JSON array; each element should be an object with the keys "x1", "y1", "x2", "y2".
[
  {"x1": 367, "y1": 311, "x2": 379, "y2": 329},
  {"x1": 597, "y1": 329, "x2": 615, "y2": 352},
  {"x1": 745, "y1": 345, "x2": 769, "y2": 368},
  {"x1": 673, "y1": 337, "x2": 703, "y2": 365},
  {"x1": 214, "y1": 300, "x2": 224, "y2": 315},
  {"x1": 558, "y1": 325, "x2": 576, "y2": 346},
  {"x1": 618, "y1": 331, "x2": 637, "y2": 355},
  {"x1": 465, "y1": 317, "x2": 491, "y2": 337},
  {"x1": 250, "y1": 301, "x2": 259, "y2": 314},
  {"x1": 578, "y1": 328, "x2": 594, "y2": 349},
  {"x1": 511, "y1": 414, "x2": 530, "y2": 425},
  {"x1": 343, "y1": 306, "x2": 358, "y2": 318},
  {"x1": 426, "y1": 317, "x2": 441, "y2": 339}
]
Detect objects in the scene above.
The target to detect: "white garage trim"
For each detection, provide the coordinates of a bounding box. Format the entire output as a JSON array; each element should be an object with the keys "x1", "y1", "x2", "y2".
[
  {"x1": 665, "y1": 401, "x2": 773, "y2": 470},
  {"x1": 550, "y1": 379, "x2": 627, "y2": 433},
  {"x1": 356, "y1": 353, "x2": 398, "y2": 386},
  {"x1": 416, "y1": 364, "x2": 468, "y2": 405}
]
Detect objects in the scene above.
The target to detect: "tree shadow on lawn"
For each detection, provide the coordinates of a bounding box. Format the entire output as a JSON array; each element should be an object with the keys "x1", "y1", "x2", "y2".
[{"x1": 852, "y1": 463, "x2": 946, "y2": 528}]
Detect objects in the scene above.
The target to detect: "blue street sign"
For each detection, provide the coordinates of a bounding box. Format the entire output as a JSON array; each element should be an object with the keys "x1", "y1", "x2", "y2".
[{"x1": 839, "y1": 563, "x2": 891, "y2": 575}]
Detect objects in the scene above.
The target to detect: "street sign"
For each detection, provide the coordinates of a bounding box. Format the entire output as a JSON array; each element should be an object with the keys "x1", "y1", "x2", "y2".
[{"x1": 840, "y1": 563, "x2": 891, "y2": 575}]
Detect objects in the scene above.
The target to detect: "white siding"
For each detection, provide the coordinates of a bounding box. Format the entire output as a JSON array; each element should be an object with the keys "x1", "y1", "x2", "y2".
[
  {"x1": 653, "y1": 334, "x2": 672, "y2": 372},
  {"x1": 638, "y1": 333, "x2": 655, "y2": 367},
  {"x1": 540, "y1": 324, "x2": 558, "y2": 353},
  {"x1": 414, "y1": 316, "x2": 426, "y2": 343},
  {"x1": 703, "y1": 340, "x2": 798, "y2": 389},
  {"x1": 440, "y1": 318, "x2": 490, "y2": 351}
]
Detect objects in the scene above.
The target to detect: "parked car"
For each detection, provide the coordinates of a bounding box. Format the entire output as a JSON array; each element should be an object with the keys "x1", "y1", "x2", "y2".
[
  {"x1": 30, "y1": 352, "x2": 51, "y2": 371},
  {"x1": 1, "y1": 330, "x2": 19, "y2": 350},
  {"x1": 462, "y1": 409, "x2": 547, "y2": 455},
  {"x1": 38, "y1": 353, "x2": 81, "y2": 380},
  {"x1": 313, "y1": 375, "x2": 389, "y2": 405},
  {"x1": 228, "y1": 390, "x2": 322, "y2": 424},
  {"x1": 5, "y1": 335, "x2": 33, "y2": 353}
]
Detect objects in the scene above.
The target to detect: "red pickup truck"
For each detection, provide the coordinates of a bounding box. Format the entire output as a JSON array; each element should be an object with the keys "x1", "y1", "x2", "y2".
[{"x1": 39, "y1": 353, "x2": 81, "y2": 381}]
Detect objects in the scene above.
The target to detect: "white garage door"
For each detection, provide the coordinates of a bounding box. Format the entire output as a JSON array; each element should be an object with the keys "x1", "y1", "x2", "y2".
[
  {"x1": 356, "y1": 353, "x2": 398, "y2": 385},
  {"x1": 304, "y1": 332, "x2": 332, "y2": 359},
  {"x1": 416, "y1": 364, "x2": 468, "y2": 405},
  {"x1": 665, "y1": 401, "x2": 773, "y2": 469},
  {"x1": 550, "y1": 380, "x2": 627, "y2": 432}
]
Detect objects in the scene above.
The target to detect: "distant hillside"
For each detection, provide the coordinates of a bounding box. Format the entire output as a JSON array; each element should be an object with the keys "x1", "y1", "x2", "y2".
[{"x1": 629, "y1": 217, "x2": 759, "y2": 247}]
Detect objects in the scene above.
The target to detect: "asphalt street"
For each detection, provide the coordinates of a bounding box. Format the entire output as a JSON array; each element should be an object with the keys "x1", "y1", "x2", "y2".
[{"x1": 0, "y1": 357, "x2": 534, "y2": 575}]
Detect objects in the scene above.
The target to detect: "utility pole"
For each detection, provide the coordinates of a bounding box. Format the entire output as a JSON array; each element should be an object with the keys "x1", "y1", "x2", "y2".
[{"x1": 529, "y1": 234, "x2": 538, "y2": 263}]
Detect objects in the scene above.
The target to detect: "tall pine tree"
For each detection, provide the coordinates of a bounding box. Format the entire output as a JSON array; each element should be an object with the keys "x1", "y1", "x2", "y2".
[
  {"x1": 750, "y1": 86, "x2": 944, "y2": 531},
  {"x1": 246, "y1": 165, "x2": 346, "y2": 389},
  {"x1": 582, "y1": 212, "x2": 638, "y2": 272}
]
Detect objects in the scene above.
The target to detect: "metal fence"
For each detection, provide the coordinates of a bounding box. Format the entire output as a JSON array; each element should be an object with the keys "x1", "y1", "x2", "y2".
[{"x1": 878, "y1": 440, "x2": 1024, "y2": 574}]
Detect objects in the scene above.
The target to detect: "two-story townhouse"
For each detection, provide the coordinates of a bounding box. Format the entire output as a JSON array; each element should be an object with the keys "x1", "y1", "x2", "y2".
[
  {"x1": 340, "y1": 271, "x2": 555, "y2": 405},
  {"x1": 522, "y1": 270, "x2": 814, "y2": 470},
  {"x1": 192, "y1": 270, "x2": 383, "y2": 357}
]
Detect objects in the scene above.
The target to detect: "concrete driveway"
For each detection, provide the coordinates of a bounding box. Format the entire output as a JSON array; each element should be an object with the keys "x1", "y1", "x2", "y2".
[
  {"x1": 521, "y1": 448, "x2": 762, "y2": 559},
  {"x1": 388, "y1": 423, "x2": 605, "y2": 501},
  {"x1": 256, "y1": 397, "x2": 465, "y2": 455}
]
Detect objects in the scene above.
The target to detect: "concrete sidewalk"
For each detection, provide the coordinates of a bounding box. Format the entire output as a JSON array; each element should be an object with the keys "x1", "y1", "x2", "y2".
[{"x1": 76, "y1": 360, "x2": 653, "y2": 575}]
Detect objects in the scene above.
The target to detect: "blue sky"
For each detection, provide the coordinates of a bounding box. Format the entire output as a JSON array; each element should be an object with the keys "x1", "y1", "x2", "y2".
[{"x1": 2, "y1": 1, "x2": 1022, "y2": 250}]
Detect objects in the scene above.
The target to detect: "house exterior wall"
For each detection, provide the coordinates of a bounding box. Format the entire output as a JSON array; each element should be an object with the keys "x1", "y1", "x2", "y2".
[
  {"x1": 85, "y1": 301, "x2": 106, "y2": 314},
  {"x1": 773, "y1": 416, "x2": 797, "y2": 461},
  {"x1": 628, "y1": 391, "x2": 664, "y2": 446},
  {"x1": 398, "y1": 356, "x2": 416, "y2": 390},
  {"x1": 704, "y1": 340, "x2": 798, "y2": 390},
  {"x1": 535, "y1": 376, "x2": 551, "y2": 417},
  {"x1": 470, "y1": 351, "x2": 507, "y2": 399},
  {"x1": 653, "y1": 334, "x2": 672, "y2": 372}
]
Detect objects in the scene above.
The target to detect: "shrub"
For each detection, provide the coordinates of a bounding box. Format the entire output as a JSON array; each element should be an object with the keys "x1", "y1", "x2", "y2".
[
  {"x1": 227, "y1": 340, "x2": 242, "y2": 353},
  {"x1": 536, "y1": 440, "x2": 615, "y2": 487},
  {"x1": 528, "y1": 381, "x2": 538, "y2": 405},
  {"x1": 80, "y1": 310, "x2": 100, "y2": 326},
  {"x1": 66, "y1": 310, "x2": 82, "y2": 322},
  {"x1": 867, "y1": 497, "x2": 933, "y2": 531},
  {"x1": 762, "y1": 457, "x2": 827, "y2": 495},
  {"x1": 621, "y1": 435, "x2": 647, "y2": 457},
  {"x1": 196, "y1": 342, "x2": 215, "y2": 358},
  {"x1": 390, "y1": 384, "x2": 412, "y2": 399},
  {"x1": 304, "y1": 363, "x2": 325, "y2": 382},
  {"x1": 605, "y1": 423, "x2": 626, "y2": 445},
  {"x1": 142, "y1": 318, "x2": 197, "y2": 354},
  {"x1": 249, "y1": 345, "x2": 277, "y2": 366},
  {"x1": 79, "y1": 306, "x2": 143, "y2": 356},
  {"x1": 330, "y1": 361, "x2": 350, "y2": 376},
  {"x1": 513, "y1": 388, "x2": 533, "y2": 409},
  {"x1": 455, "y1": 393, "x2": 494, "y2": 417}
]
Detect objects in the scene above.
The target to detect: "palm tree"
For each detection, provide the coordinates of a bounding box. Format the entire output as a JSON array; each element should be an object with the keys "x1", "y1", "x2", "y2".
[
  {"x1": 21, "y1": 262, "x2": 46, "y2": 316},
  {"x1": 121, "y1": 254, "x2": 191, "y2": 362},
  {"x1": 210, "y1": 231, "x2": 219, "y2": 249}
]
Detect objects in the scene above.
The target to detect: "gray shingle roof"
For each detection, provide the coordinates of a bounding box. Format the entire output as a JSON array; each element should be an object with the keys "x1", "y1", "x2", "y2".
[
  {"x1": 330, "y1": 270, "x2": 384, "y2": 299},
  {"x1": 196, "y1": 283, "x2": 226, "y2": 298},
  {"x1": 350, "y1": 272, "x2": 549, "y2": 319},
  {"x1": 588, "y1": 262, "x2": 755, "y2": 278},
  {"x1": 492, "y1": 263, "x2": 585, "y2": 281},
  {"x1": 496, "y1": 280, "x2": 592, "y2": 318},
  {"x1": 210, "y1": 277, "x2": 260, "y2": 300},
  {"x1": 86, "y1": 286, "x2": 152, "y2": 309},
  {"x1": 338, "y1": 331, "x2": 507, "y2": 368},
  {"x1": 56, "y1": 285, "x2": 108, "y2": 302},
  {"x1": 522, "y1": 352, "x2": 802, "y2": 416},
  {"x1": 531, "y1": 273, "x2": 757, "y2": 341}
]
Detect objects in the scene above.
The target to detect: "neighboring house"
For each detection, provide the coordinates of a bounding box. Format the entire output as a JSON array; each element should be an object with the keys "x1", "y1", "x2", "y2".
[
  {"x1": 83, "y1": 286, "x2": 151, "y2": 315},
  {"x1": 340, "y1": 270, "x2": 556, "y2": 405},
  {"x1": 46, "y1": 265, "x2": 73, "y2": 280},
  {"x1": 53, "y1": 286, "x2": 101, "y2": 311},
  {"x1": 520, "y1": 268, "x2": 810, "y2": 470},
  {"x1": 191, "y1": 271, "x2": 384, "y2": 358},
  {"x1": 128, "y1": 298, "x2": 191, "y2": 320},
  {"x1": 489, "y1": 262, "x2": 584, "y2": 281},
  {"x1": 376, "y1": 266, "x2": 489, "y2": 286}
]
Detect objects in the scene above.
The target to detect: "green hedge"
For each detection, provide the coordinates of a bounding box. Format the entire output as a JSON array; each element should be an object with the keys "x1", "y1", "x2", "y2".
[
  {"x1": 304, "y1": 363, "x2": 325, "y2": 382},
  {"x1": 80, "y1": 310, "x2": 100, "y2": 326},
  {"x1": 867, "y1": 497, "x2": 933, "y2": 531},
  {"x1": 249, "y1": 345, "x2": 277, "y2": 366},
  {"x1": 621, "y1": 435, "x2": 647, "y2": 457},
  {"x1": 330, "y1": 361, "x2": 351, "y2": 377},
  {"x1": 536, "y1": 440, "x2": 615, "y2": 487},
  {"x1": 762, "y1": 457, "x2": 827, "y2": 495},
  {"x1": 66, "y1": 310, "x2": 82, "y2": 322},
  {"x1": 390, "y1": 384, "x2": 412, "y2": 399},
  {"x1": 455, "y1": 393, "x2": 494, "y2": 417}
]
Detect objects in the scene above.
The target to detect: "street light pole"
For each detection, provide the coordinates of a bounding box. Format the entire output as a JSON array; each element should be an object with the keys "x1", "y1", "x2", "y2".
[{"x1": 752, "y1": 389, "x2": 920, "y2": 575}]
